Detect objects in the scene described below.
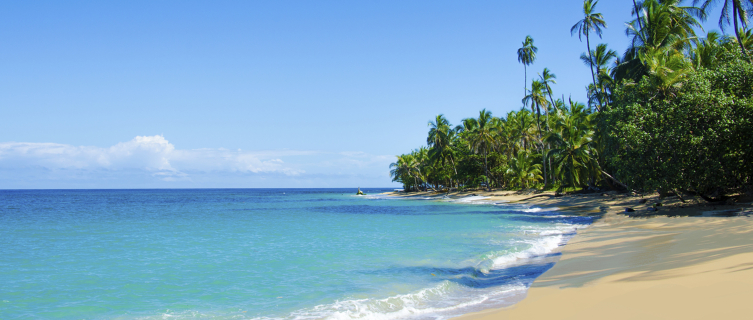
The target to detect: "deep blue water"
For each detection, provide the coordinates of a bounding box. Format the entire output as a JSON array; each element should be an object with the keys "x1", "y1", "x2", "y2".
[{"x1": 0, "y1": 189, "x2": 595, "y2": 319}]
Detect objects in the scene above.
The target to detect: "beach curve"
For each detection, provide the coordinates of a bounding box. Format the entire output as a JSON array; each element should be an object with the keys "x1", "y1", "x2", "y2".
[{"x1": 419, "y1": 190, "x2": 753, "y2": 320}]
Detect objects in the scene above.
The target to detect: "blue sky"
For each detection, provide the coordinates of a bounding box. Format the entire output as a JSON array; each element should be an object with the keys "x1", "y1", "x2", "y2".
[{"x1": 0, "y1": 1, "x2": 727, "y2": 188}]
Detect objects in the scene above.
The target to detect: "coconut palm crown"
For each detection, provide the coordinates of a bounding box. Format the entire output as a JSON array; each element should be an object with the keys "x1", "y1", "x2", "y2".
[
  {"x1": 571, "y1": 0, "x2": 607, "y2": 111},
  {"x1": 517, "y1": 36, "x2": 538, "y2": 100}
]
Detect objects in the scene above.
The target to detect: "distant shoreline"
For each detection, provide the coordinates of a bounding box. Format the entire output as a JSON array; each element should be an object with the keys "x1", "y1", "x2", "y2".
[{"x1": 386, "y1": 189, "x2": 753, "y2": 319}]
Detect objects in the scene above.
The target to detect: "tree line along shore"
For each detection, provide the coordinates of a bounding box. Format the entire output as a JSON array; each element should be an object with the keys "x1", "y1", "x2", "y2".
[{"x1": 390, "y1": 0, "x2": 753, "y2": 203}]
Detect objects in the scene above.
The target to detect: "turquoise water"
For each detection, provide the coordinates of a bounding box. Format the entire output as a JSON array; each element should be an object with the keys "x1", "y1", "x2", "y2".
[{"x1": 0, "y1": 189, "x2": 595, "y2": 319}]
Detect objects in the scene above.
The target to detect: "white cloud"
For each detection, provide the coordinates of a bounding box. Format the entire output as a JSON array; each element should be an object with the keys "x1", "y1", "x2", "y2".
[
  {"x1": 0, "y1": 135, "x2": 398, "y2": 187},
  {"x1": 0, "y1": 135, "x2": 303, "y2": 179}
]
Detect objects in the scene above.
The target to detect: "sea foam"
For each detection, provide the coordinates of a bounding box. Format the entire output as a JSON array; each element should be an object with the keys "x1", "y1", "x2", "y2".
[{"x1": 260, "y1": 223, "x2": 585, "y2": 320}]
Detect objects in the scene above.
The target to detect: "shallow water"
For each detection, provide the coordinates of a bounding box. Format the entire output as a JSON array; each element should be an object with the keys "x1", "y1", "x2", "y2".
[{"x1": 0, "y1": 189, "x2": 595, "y2": 319}]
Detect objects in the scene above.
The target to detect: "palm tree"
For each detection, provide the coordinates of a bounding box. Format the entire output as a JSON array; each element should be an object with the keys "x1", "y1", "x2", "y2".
[
  {"x1": 522, "y1": 80, "x2": 548, "y2": 136},
  {"x1": 546, "y1": 109, "x2": 598, "y2": 190},
  {"x1": 628, "y1": 0, "x2": 704, "y2": 51},
  {"x1": 538, "y1": 68, "x2": 558, "y2": 117},
  {"x1": 580, "y1": 44, "x2": 617, "y2": 107},
  {"x1": 463, "y1": 109, "x2": 498, "y2": 191},
  {"x1": 694, "y1": 0, "x2": 753, "y2": 56},
  {"x1": 538, "y1": 68, "x2": 558, "y2": 187},
  {"x1": 571, "y1": 0, "x2": 607, "y2": 111},
  {"x1": 737, "y1": 27, "x2": 753, "y2": 52},
  {"x1": 690, "y1": 31, "x2": 726, "y2": 68},
  {"x1": 390, "y1": 154, "x2": 419, "y2": 191},
  {"x1": 581, "y1": 44, "x2": 617, "y2": 80},
  {"x1": 427, "y1": 114, "x2": 458, "y2": 186},
  {"x1": 412, "y1": 147, "x2": 434, "y2": 191},
  {"x1": 522, "y1": 80, "x2": 550, "y2": 187},
  {"x1": 632, "y1": 0, "x2": 645, "y2": 32},
  {"x1": 640, "y1": 46, "x2": 692, "y2": 92},
  {"x1": 616, "y1": 0, "x2": 704, "y2": 83},
  {"x1": 507, "y1": 152, "x2": 543, "y2": 189},
  {"x1": 517, "y1": 36, "x2": 538, "y2": 100}
]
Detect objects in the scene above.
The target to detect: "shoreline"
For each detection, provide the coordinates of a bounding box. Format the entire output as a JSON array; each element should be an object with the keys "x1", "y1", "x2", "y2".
[
  {"x1": 386, "y1": 190, "x2": 753, "y2": 319},
  {"x1": 383, "y1": 189, "x2": 752, "y2": 217}
]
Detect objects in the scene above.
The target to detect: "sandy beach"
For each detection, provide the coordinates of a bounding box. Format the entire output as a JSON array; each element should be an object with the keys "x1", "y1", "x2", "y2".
[{"x1": 388, "y1": 190, "x2": 753, "y2": 319}]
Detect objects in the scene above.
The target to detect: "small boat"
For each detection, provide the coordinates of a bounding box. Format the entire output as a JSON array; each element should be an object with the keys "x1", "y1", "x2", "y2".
[{"x1": 356, "y1": 187, "x2": 366, "y2": 195}]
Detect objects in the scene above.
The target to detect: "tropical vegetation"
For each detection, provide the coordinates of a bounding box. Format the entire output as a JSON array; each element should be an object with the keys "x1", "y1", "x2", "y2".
[{"x1": 390, "y1": 0, "x2": 753, "y2": 201}]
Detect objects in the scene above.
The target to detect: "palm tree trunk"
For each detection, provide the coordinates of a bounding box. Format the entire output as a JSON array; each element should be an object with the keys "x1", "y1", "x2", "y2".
[
  {"x1": 546, "y1": 92, "x2": 555, "y2": 131},
  {"x1": 549, "y1": 155, "x2": 555, "y2": 183},
  {"x1": 524, "y1": 64, "x2": 527, "y2": 102},
  {"x1": 632, "y1": 0, "x2": 643, "y2": 32},
  {"x1": 533, "y1": 101, "x2": 546, "y2": 188},
  {"x1": 586, "y1": 33, "x2": 601, "y2": 112},
  {"x1": 734, "y1": 6, "x2": 750, "y2": 58},
  {"x1": 484, "y1": 149, "x2": 490, "y2": 191},
  {"x1": 449, "y1": 156, "x2": 458, "y2": 190}
]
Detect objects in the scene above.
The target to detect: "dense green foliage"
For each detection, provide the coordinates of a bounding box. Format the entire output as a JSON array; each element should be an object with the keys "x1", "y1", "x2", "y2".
[
  {"x1": 391, "y1": 0, "x2": 753, "y2": 198},
  {"x1": 604, "y1": 50, "x2": 753, "y2": 199}
]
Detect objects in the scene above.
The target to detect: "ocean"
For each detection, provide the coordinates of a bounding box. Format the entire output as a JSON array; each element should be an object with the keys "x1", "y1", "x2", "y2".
[{"x1": 0, "y1": 189, "x2": 596, "y2": 319}]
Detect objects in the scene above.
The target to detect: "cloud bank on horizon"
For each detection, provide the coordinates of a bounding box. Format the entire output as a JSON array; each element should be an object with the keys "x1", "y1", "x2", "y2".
[{"x1": 0, "y1": 136, "x2": 395, "y2": 189}]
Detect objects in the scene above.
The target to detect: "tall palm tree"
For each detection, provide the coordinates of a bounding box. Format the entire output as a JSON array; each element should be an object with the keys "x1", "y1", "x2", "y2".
[
  {"x1": 522, "y1": 80, "x2": 548, "y2": 135},
  {"x1": 538, "y1": 68, "x2": 558, "y2": 116},
  {"x1": 628, "y1": 0, "x2": 704, "y2": 51},
  {"x1": 694, "y1": 0, "x2": 753, "y2": 56},
  {"x1": 571, "y1": 0, "x2": 607, "y2": 111},
  {"x1": 522, "y1": 80, "x2": 550, "y2": 186},
  {"x1": 616, "y1": 0, "x2": 704, "y2": 83},
  {"x1": 517, "y1": 36, "x2": 538, "y2": 100},
  {"x1": 538, "y1": 69, "x2": 557, "y2": 187},
  {"x1": 580, "y1": 44, "x2": 618, "y2": 80},
  {"x1": 580, "y1": 44, "x2": 617, "y2": 107},
  {"x1": 632, "y1": 0, "x2": 645, "y2": 31}
]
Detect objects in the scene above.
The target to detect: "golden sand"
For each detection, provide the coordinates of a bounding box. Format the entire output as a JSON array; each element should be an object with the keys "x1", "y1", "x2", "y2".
[{"x1": 388, "y1": 190, "x2": 753, "y2": 319}]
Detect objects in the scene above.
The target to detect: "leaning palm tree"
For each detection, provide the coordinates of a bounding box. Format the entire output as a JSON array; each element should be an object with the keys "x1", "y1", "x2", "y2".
[
  {"x1": 390, "y1": 154, "x2": 419, "y2": 191},
  {"x1": 517, "y1": 36, "x2": 538, "y2": 100},
  {"x1": 694, "y1": 0, "x2": 753, "y2": 56},
  {"x1": 571, "y1": 0, "x2": 607, "y2": 111},
  {"x1": 411, "y1": 147, "x2": 435, "y2": 191}
]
